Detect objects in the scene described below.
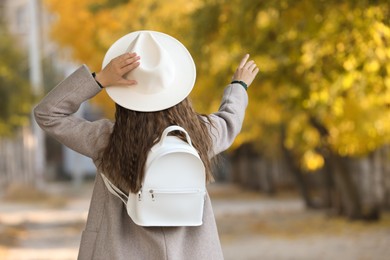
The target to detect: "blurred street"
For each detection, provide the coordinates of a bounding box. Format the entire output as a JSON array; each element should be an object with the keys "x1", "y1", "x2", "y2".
[{"x1": 0, "y1": 181, "x2": 389, "y2": 260}]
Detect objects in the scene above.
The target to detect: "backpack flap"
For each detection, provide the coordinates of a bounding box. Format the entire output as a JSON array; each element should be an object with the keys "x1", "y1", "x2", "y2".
[{"x1": 145, "y1": 136, "x2": 205, "y2": 189}]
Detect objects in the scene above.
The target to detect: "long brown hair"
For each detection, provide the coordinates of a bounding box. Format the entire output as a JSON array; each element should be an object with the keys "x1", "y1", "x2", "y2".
[{"x1": 99, "y1": 98, "x2": 214, "y2": 193}]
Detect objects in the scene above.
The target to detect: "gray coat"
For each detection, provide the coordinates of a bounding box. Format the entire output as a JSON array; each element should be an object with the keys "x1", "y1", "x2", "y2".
[{"x1": 34, "y1": 65, "x2": 248, "y2": 260}]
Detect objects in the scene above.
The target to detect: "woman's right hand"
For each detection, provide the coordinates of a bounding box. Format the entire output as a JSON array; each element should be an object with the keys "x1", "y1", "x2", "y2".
[
  {"x1": 232, "y1": 54, "x2": 259, "y2": 88},
  {"x1": 95, "y1": 52, "x2": 140, "y2": 88}
]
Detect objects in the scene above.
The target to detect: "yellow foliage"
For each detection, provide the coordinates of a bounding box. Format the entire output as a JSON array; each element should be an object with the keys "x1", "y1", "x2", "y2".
[
  {"x1": 44, "y1": 0, "x2": 390, "y2": 164},
  {"x1": 302, "y1": 150, "x2": 324, "y2": 171}
]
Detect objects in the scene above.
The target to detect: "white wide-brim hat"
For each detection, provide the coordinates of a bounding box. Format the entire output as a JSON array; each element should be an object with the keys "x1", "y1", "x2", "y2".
[{"x1": 102, "y1": 30, "x2": 196, "y2": 112}]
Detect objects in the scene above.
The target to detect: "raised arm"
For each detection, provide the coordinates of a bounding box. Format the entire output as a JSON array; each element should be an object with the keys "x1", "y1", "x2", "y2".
[
  {"x1": 33, "y1": 65, "x2": 113, "y2": 160},
  {"x1": 207, "y1": 54, "x2": 259, "y2": 155},
  {"x1": 34, "y1": 52, "x2": 140, "y2": 160}
]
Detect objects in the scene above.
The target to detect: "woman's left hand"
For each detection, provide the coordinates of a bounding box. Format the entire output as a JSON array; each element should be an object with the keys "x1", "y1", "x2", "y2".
[
  {"x1": 232, "y1": 54, "x2": 259, "y2": 88},
  {"x1": 95, "y1": 52, "x2": 140, "y2": 87}
]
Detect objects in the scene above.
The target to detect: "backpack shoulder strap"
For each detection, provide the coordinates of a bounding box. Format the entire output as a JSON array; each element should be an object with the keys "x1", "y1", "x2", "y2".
[{"x1": 100, "y1": 173, "x2": 129, "y2": 204}]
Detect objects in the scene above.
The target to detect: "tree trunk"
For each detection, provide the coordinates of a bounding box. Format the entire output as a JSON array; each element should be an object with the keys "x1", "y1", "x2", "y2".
[
  {"x1": 255, "y1": 157, "x2": 275, "y2": 195},
  {"x1": 321, "y1": 153, "x2": 336, "y2": 209},
  {"x1": 280, "y1": 126, "x2": 316, "y2": 208},
  {"x1": 330, "y1": 155, "x2": 363, "y2": 219},
  {"x1": 309, "y1": 116, "x2": 363, "y2": 219},
  {"x1": 380, "y1": 145, "x2": 390, "y2": 209}
]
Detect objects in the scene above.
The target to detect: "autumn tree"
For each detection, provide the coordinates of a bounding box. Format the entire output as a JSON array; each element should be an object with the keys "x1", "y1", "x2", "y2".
[
  {"x1": 190, "y1": 0, "x2": 390, "y2": 219},
  {"x1": 45, "y1": 0, "x2": 390, "y2": 219}
]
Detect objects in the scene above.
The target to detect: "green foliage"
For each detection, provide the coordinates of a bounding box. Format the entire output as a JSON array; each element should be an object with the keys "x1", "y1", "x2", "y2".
[{"x1": 0, "y1": 21, "x2": 33, "y2": 136}]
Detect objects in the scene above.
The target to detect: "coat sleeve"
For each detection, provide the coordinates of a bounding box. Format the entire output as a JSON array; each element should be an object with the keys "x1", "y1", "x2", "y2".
[
  {"x1": 205, "y1": 83, "x2": 249, "y2": 156},
  {"x1": 33, "y1": 65, "x2": 113, "y2": 161}
]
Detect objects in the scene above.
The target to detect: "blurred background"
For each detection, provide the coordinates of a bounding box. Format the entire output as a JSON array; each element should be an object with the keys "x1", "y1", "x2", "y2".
[{"x1": 0, "y1": 0, "x2": 389, "y2": 259}]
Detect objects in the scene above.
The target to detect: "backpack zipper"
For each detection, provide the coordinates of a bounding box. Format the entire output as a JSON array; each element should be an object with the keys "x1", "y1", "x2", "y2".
[{"x1": 148, "y1": 189, "x2": 204, "y2": 201}]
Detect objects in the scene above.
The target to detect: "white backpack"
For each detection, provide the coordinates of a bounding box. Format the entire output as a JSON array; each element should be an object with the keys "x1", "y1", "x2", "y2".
[{"x1": 101, "y1": 125, "x2": 206, "y2": 226}]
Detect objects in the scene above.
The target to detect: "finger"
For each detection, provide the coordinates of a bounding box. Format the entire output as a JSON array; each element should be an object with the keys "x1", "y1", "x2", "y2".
[
  {"x1": 115, "y1": 52, "x2": 137, "y2": 63},
  {"x1": 243, "y1": 60, "x2": 255, "y2": 70},
  {"x1": 253, "y1": 67, "x2": 260, "y2": 75},
  {"x1": 109, "y1": 53, "x2": 133, "y2": 70},
  {"x1": 248, "y1": 63, "x2": 257, "y2": 72},
  {"x1": 120, "y1": 55, "x2": 140, "y2": 68},
  {"x1": 117, "y1": 78, "x2": 138, "y2": 86},
  {"x1": 124, "y1": 52, "x2": 137, "y2": 59},
  {"x1": 239, "y1": 54, "x2": 250, "y2": 69},
  {"x1": 120, "y1": 61, "x2": 140, "y2": 74}
]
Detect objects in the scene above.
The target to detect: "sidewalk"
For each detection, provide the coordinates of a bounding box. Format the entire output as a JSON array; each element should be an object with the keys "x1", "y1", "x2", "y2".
[
  {"x1": 0, "y1": 182, "x2": 91, "y2": 260},
  {"x1": 0, "y1": 181, "x2": 389, "y2": 260}
]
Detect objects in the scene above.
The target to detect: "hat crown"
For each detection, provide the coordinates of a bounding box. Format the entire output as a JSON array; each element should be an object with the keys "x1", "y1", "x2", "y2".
[
  {"x1": 102, "y1": 30, "x2": 196, "y2": 112},
  {"x1": 125, "y1": 32, "x2": 175, "y2": 94}
]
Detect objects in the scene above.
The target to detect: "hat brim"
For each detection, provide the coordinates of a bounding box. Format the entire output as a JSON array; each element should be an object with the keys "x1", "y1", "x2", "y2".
[{"x1": 102, "y1": 31, "x2": 196, "y2": 112}]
